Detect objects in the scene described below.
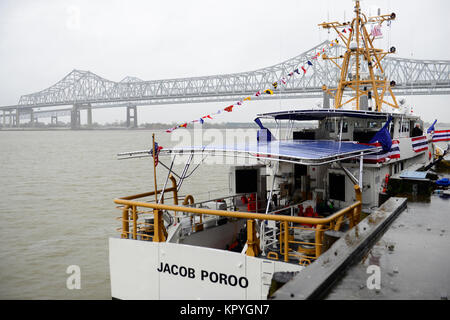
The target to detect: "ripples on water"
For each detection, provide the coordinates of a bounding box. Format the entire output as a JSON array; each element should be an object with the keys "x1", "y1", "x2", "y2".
[{"x1": 0, "y1": 130, "x2": 237, "y2": 299}]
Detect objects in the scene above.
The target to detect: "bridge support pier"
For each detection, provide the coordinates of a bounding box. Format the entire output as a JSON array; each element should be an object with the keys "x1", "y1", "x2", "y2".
[
  {"x1": 2, "y1": 110, "x2": 5, "y2": 127},
  {"x1": 29, "y1": 109, "x2": 34, "y2": 126},
  {"x1": 126, "y1": 106, "x2": 137, "y2": 128},
  {"x1": 71, "y1": 105, "x2": 81, "y2": 129},
  {"x1": 87, "y1": 104, "x2": 92, "y2": 127}
]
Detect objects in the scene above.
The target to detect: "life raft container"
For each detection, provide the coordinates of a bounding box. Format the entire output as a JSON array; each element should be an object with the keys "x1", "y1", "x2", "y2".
[{"x1": 299, "y1": 205, "x2": 318, "y2": 228}]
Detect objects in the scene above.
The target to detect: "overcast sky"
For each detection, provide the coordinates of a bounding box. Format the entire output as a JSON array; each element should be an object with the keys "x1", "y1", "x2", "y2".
[{"x1": 0, "y1": 0, "x2": 449, "y2": 125}]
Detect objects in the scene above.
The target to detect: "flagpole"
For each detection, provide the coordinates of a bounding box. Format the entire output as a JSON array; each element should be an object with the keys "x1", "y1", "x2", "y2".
[{"x1": 152, "y1": 133, "x2": 158, "y2": 203}]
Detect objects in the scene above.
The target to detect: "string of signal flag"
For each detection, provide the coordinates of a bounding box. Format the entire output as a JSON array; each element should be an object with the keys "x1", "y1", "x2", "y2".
[{"x1": 165, "y1": 27, "x2": 354, "y2": 133}]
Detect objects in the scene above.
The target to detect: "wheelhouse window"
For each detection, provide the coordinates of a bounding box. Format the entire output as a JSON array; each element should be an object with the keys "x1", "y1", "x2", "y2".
[
  {"x1": 342, "y1": 121, "x2": 348, "y2": 133},
  {"x1": 401, "y1": 121, "x2": 409, "y2": 133},
  {"x1": 334, "y1": 120, "x2": 348, "y2": 134},
  {"x1": 368, "y1": 121, "x2": 379, "y2": 128},
  {"x1": 325, "y1": 120, "x2": 335, "y2": 133}
]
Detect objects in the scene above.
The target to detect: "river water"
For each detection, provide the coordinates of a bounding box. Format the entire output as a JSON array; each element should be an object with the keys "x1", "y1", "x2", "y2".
[
  {"x1": 0, "y1": 129, "x2": 239, "y2": 299},
  {"x1": 0, "y1": 129, "x2": 448, "y2": 299}
]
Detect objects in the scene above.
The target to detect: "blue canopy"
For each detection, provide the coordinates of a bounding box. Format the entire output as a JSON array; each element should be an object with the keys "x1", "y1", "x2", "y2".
[
  {"x1": 257, "y1": 109, "x2": 392, "y2": 121},
  {"x1": 163, "y1": 140, "x2": 380, "y2": 165}
]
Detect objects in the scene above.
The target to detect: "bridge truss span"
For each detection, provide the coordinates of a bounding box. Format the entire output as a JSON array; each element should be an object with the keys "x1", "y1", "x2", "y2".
[
  {"x1": 0, "y1": 41, "x2": 449, "y2": 129},
  {"x1": 12, "y1": 41, "x2": 449, "y2": 110}
]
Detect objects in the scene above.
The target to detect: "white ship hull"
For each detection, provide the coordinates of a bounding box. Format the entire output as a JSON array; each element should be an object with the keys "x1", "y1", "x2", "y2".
[{"x1": 109, "y1": 237, "x2": 304, "y2": 300}]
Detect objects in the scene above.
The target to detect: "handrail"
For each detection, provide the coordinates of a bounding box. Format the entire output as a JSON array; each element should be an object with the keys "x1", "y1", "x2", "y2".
[
  {"x1": 182, "y1": 195, "x2": 204, "y2": 232},
  {"x1": 119, "y1": 175, "x2": 178, "y2": 204},
  {"x1": 117, "y1": 175, "x2": 178, "y2": 240},
  {"x1": 114, "y1": 185, "x2": 362, "y2": 263},
  {"x1": 114, "y1": 187, "x2": 361, "y2": 226}
]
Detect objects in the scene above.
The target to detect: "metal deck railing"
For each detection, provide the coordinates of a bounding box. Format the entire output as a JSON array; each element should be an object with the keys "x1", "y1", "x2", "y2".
[{"x1": 113, "y1": 177, "x2": 362, "y2": 264}]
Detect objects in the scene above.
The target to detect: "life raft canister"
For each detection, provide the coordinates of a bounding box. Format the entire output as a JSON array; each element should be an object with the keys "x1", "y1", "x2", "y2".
[
  {"x1": 300, "y1": 206, "x2": 318, "y2": 228},
  {"x1": 247, "y1": 193, "x2": 257, "y2": 212},
  {"x1": 297, "y1": 204, "x2": 304, "y2": 217}
]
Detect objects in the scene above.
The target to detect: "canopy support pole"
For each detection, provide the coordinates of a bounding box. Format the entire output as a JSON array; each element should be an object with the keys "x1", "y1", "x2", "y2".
[
  {"x1": 359, "y1": 152, "x2": 364, "y2": 189},
  {"x1": 158, "y1": 160, "x2": 182, "y2": 180},
  {"x1": 158, "y1": 155, "x2": 176, "y2": 204},
  {"x1": 177, "y1": 152, "x2": 194, "y2": 192},
  {"x1": 337, "y1": 161, "x2": 359, "y2": 186}
]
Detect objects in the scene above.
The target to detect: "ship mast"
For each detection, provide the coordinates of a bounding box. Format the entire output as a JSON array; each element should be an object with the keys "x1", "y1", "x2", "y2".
[{"x1": 319, "y1": 0, "x2": 398, "y2": 112}]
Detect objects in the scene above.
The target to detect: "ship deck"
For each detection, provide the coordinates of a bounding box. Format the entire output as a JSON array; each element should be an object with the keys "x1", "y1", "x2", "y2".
[{"x1": 324, "y1": 192, "x2": 450, "y2": 300}]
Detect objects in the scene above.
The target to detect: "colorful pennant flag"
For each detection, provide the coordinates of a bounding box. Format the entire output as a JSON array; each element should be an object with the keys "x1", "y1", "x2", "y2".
[
  {"x1": 165, "y1": 36, "x2": 343, "y2": 133},
  {"x1": 224, "y1": 105, "x2": 234, "y2": 112}
]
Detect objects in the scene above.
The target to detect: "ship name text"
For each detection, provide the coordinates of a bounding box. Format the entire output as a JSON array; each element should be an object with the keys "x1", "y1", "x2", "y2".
[{"x1": 157, "y1": 262, "x2": 249, "y2": 288}]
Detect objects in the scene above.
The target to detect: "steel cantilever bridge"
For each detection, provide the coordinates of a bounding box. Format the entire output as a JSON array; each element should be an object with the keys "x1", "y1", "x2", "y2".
[{"x1": 1, "y1": 41, "x2": 449, "y2": 128}]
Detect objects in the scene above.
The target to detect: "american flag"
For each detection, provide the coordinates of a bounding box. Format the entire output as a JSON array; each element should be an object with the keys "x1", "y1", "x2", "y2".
[{"x1": 371, "y1": 24, "x2": 383, "y2": 38}]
